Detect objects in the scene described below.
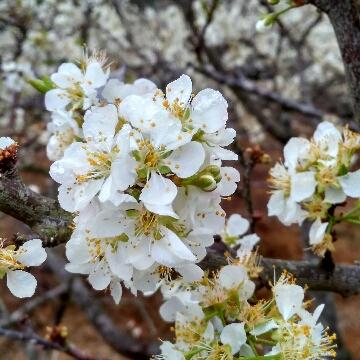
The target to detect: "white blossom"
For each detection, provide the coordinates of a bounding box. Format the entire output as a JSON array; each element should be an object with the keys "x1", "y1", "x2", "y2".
[{"x1": 0, "y1": 239, "x2": 47, "y2": 298}]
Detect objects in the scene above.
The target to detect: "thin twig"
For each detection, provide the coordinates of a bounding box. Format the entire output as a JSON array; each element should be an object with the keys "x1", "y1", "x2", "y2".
[{"x1": 0, "y1": 327, "x2": 107, "y2": 360}]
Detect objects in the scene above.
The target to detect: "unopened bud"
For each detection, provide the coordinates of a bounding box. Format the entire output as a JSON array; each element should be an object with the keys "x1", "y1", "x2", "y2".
[
  {"x1": 205, "y1": 165, "x2": 221, "y2": 177},
  {"x1": 28, "y1": 76, "x2": 55, "y2": 93},
  {"x1": 261, "y1": 153, "x2": 271, "y2": 164},
  {"x1": 196, "y1": 175, "x2": 217, "y2": 192}
]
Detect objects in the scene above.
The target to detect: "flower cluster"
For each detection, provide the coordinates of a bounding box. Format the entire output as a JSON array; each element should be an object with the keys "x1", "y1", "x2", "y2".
[
  {"x1": 156, "y1": 258, "x2": 336, "y2": 360},
  {"x1": 0, "y1": 239, "x2": 47, "y2": 298},
  {"x1": 268, "y1": 121, "x2": 360, "y2": 256},
  {"x1": 43, "y1": 56, "x2": 240, "y2": 303}
]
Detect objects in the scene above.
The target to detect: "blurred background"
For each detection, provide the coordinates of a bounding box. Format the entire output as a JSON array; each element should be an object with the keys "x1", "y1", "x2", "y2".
[{"x1": 0, "y1": 0, "x2": 359, "y2": 359}]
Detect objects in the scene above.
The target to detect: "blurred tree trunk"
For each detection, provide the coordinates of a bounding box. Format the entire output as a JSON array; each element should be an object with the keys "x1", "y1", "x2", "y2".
[{"x1": 310, "y1": 0, "x2": 360, "y2": 124}]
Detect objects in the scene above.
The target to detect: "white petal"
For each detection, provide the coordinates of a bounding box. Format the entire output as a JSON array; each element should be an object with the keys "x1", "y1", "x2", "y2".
[
  {"x1": 105, "y1": 247, "x2": 133, "y2": 281},
  {"x1": 324, "y1": 186, "x2": 347, "y2": 204},
  {"x1": 236, "y1": 234, "x2": 260, "y2": 258},
  {"x1": 82, "y1": 104, "x2": 117, "y2": 145},
  {"x1": 339, "y1": 169, "x2": 360, "y2": 197},
  {"x1": 7, "y1": 270, "x2": 37, "y2": 298},
  {"x1": 165, "y1": 141, "x2": 205, "y2": 178},
  {"x1": 282, "y1": 198, "x2": 307, "y2": 225},
  {"x1": 160, "y1": 297, "x2": 185, "y2": 322},
  {"x1": 151, "y1": 227, "x2": 196, "y2": 266},
  {"x1": 220, "y1": 323, "x2": 246, "y2": 354},
  {"x1": 66, "y1": 233, "x2": 92, "y2": 264},
  {"x1": 267, "y1": 190, "x2": 286, "y2": 217},
  {"x1": 217, "y1": 167, "x2": 240, "y2": 196},
  {"x1": 250, "y1": 320, "x2": 278, "y2": 336},
  {"x1": 104, "y1": 78, "x2": 156, "y2": 103},
  {"x1": 88, "y1": 260, "x2": 111, "y2": 290},
  {"x1": 314, "y1": 121, "x2": 341, "y2": 157},
  {"x1": 219, "y1": 264, "x2": 248, "y2": 290},
  {"x1": 65, "y1": 263, "x2": 92, "y2": 274},
  {"x1": 84, "y1": 62, "x2": 108, "y2": 88},
  {"x1": 0, "y1": 137, "x2": 15, "y2": 149},
  {"x1": 90, "y1": 209, "x2": 130, "y2": 238},
  {"x1": 17, "y1": 239, "x2": 47, "y2": 267},
  {"x1": 227, "y1": 214, "x2": 249, "y2": 237},
  {"x1": 51, "y1": 63, "x2": 82, "y2": 88},
  {"x1": 144, "y1": 203, "x2": 179, "y2": 218},
  {"x1": 110, "y1": 280, "x2": 122, "y2": 304},
  {"x1": 58, "y1": 179, "x2": 104, "y2": 212},
  {"x1": 140, "y1": 172, "x2": 177, "y2": 206},
  {"x1": 45, "y1": 89, "x2": 70, "y2": 111},
  {"x1": 283, "y1": 137, "x2": 310, "y2": 170},
  {"x1": 274, "y1": 284, "x2": 304, "y2": 321},
  {"x1": 290, "y1": 171, "x2": 316, "y2": 202},
  {"x1": 133, "y1": 78, "x2": 157, "y2": 95},
  {"x1": 210, "y1": 146, "x2": 238, "y2": 161},
  {"x1": 159, "y1": 341, "x2": 184, "y2": 360},
  {"x1": 309, "y1": 219, "x2": 328, "y2": 245},
  {"x1": 176, "y1": 263, "x2": 204, "y2": 282},
  {"x1": 166, "y1": 74, "x2": 192, "y2": 105},
  {"x1": 204, "y1": 128, "x2": 236, "y2": 146},
  {"x1": 118, "y1": 95, "x2": 159, "y2": 131},
  {"x1": 191, "y1": 88, "x2": 228, "y2": 133},
  {"x1": 102, "y1": 79, "x2": 124, "y2": 102}
]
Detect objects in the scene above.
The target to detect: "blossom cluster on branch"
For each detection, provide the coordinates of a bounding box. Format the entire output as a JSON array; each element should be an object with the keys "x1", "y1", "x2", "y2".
[
  {"x1": 0, "y1": 49, "x2": 341, "y2": 358},
  {"x1": 156, "y1": 252, "x2": 336, "y2": 359},
  {"x1": 268, "y1": 121, "x2": 360, "y2": 256},
  {"x1": 41, "y1": 54, "x2": 239, "y2": 302}
]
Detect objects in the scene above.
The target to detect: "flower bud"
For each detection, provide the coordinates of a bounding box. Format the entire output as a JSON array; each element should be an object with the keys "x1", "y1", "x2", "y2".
[
  {"x1": 205, "y1": 165, "x2": 221, "y2": 177},
  {"x1": 196, "y1": 174, "x2": 217, "y2": 192}
]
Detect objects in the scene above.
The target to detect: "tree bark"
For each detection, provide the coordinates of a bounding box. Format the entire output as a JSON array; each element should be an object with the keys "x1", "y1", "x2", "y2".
[{"x1": 308, "y1": 0, "x2": 360, "y2": 124}]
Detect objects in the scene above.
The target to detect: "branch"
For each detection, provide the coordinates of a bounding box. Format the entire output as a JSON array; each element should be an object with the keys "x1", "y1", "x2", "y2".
[
  {"x1": 0, "y1": 171, "x2": 72, "y2": 247},
  {"x1": 201, "y1": 249, "x2": 360, "y2": 297},
  {"x1": 0, "y1": 327, "x2": 106, "y2": 360},
  {"x1": 192, "y1": 64, "x2": 329, "y2": 122},
  {"x1": 46, "y1": 251, "x2": 159, "y2": 359},
  {"x1": 0, "y1": 284, "x2": 68, "y2": 327},
  {"x1": 0, "y1": 159, "x2": 360, "y2": 297}
]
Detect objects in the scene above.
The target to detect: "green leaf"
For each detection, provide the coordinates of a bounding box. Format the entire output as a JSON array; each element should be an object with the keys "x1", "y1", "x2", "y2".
[{"x1": 28, "y1": 76, "x2": 55, "y2": 93}]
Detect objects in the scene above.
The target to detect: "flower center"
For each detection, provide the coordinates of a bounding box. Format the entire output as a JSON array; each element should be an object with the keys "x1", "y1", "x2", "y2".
[
  {"x1": 268, "y1": 165, "x2": 291, "y2": 197},
  {"x1": 76, "y1": 150, "x2": 114, "y2": 184},
  {"x1": 0, "y1": 246, "x2": 23, "y2": 273},
  {"x1": 134, "y1": 209, "x2": 162, "y2": 239},
  {"x1": 153, "y1": 265, "x2": 176, "y2": 282}
]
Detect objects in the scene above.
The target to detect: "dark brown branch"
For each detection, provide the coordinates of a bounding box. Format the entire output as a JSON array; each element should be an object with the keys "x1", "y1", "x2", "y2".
[
  {"x1": 0, "y1": 284, "x2": 68, "y2": 327},
  {"x1": 201, "y1": 249, "x2": 360, "y2": 297},
  {"x1": 0, "y1": 172, "x2": 73, "y2": 247},
  {"x1": 0, "y1": 162, "x2": 360, "y2": 297},
  {"x1": 0, "y1": 327, "x2": 106, "y2": 360}
]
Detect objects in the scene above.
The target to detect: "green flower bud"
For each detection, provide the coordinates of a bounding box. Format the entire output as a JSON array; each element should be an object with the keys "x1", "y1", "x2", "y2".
[
  {"x1": 204, "y1": 165, "x2": 221, "y2": 177},
  {"x1": 28, "y1": 76, "x2": 55, "y2": 93},
  {"x1": 196, "y1": 174, "x2": 217, "y2": 192}
]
